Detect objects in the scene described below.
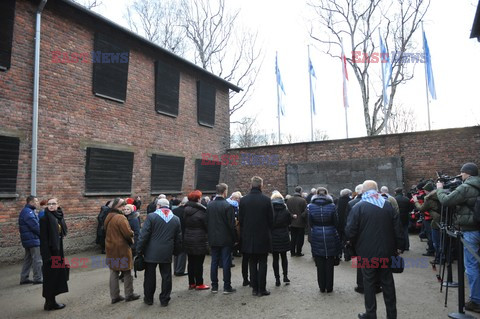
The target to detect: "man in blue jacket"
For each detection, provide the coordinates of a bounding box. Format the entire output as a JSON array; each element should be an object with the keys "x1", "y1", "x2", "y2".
[{"x1": 18, "y1": 195, "x2": 42, "y2": 285}]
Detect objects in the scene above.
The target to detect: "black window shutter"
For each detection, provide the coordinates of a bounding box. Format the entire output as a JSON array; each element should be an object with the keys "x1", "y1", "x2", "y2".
[
  {"x1": 195, "y1": 159, "x2": 221, "y2": 192},
  {"x1": 155, "y1": 60, "x2": 180, "y2": 117},
  {"x1": 0, "y1": 135, "x2": 20, "y2": 194},
  {"x1": 0, "y1": 0, "x2": 16, "y2": 71},
  {"x1": 85, "y1": 147, "x2": 133, "y2": 193},
  {"x1": 92, "y1": 33, "x2": 129, "y2": 102},
  {"x1": 151, "y1": 154, "x2": 185, "y2": 193},
  {"x1": 197, "y1": 81, "x2": 216, "y2": 127}
]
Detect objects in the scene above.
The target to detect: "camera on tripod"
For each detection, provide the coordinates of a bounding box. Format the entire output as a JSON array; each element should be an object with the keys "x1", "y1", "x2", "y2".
[{"x1": 436, "y1": 171, "x2": 462, "y2": 192}]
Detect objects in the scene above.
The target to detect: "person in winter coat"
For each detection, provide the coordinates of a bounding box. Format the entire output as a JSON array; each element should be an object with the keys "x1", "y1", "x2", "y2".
[
  {"x1": 96, "y1": 200, "x2": 111, "y2": 254},
  {"x1": 239, "y1": 176, "x2": 274, "y2": 296},
  {"x1": 39, "y1": 198, "x2": 68, "y2": 311},
  {"x1": 18, "y1": 195, "x2": 42, "y2": 285},
  {"x1": 336, "y1": 189, "x2": 352, "y2": 261},
  {"x1": 104, "y1": 198, "x2": 140, "y2": 304},
  {"x1": 394, "y1": 188, "x2": 414, "y2": 252},
  {"x1": 287, "y1": 186, "x2": 308, "y2": 257},
  {"x1": 183, "y1": 190, "x2": 209, "y2": 290},
  {"x1": 308, "y1": 187, "x2": 341, "y2": 293},
  {"x1": 437, "y1": 163, "x2": 480, "y2": 313},
  {"x1": 124, "y1": 204, "x2": 140, "y2": 257},
  {"x1": 137, "y1": 198, "x2": 182, "y2": 306},
  {"x1": 271, "y1": 192, "x2": 291, "y2": 287},
  {"x1": 173, "y1": 197, "x2": 188, "y2": 276}
]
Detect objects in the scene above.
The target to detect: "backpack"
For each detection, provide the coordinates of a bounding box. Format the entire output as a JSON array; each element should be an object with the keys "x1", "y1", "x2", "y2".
[{"x1": 471, "y1": 184, "x2": 480, "y2": 223}]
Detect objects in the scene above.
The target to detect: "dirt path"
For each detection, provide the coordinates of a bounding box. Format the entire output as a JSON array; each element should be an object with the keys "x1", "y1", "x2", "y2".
[{"x1": 0, "y1": 236, "x2": 478, "y2": 319}]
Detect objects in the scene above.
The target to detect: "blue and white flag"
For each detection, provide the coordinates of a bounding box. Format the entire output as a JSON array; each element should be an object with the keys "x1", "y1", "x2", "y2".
[
  {"x1": 423, "y1": 30, "x2": 437, "y2": 100},
  {"x1": 275, "y1": 52, "x2": 286, "y2": 116},
  {"x1": 308, "y1": 57, "x2": 317, "y2": 115},
  {"x1": 379, "y1": 32, "x2": 392, "y2": 108}
]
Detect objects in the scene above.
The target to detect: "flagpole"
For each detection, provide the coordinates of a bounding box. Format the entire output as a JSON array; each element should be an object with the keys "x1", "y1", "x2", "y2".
[
  {"x1": 276, "y1": 51, "x2": 281, "y2": 144},
  {"x1": 308, "y1": 45, "x2": 314, "y2": 141},
  {"x1": 422, "y1": 22, "x2": 432, "y2": 131},
  {"x1": 341, "y1": 38, "x2": 349, "y2": 138},
  {"x1": 379, "y1": 29, "x2": 388, "y2": 135}
]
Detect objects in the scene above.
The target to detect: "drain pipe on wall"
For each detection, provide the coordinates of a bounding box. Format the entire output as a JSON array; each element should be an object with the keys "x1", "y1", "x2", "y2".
[{"x1": 31, "y1": 0, "x2": 48, "y2": 196}]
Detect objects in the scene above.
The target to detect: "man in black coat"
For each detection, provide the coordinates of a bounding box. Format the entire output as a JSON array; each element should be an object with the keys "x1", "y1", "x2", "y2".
[
  {"x1": 346, "y1": 180, "x2": 404, "y2": 319},
  {"x1": 286, "y1": 186, "x2": 308, "y2": 257},
  {"x1": 172, "y1": 197, "x2": 188, "y2": 276},
  {"x1": 336, "y1": 188, "x2": 352, "y2": 261},
  {"x1": 239, "y1": 176, "x2": 274, "y2": 296},
  {"x1": 137, "y1": 198, "x2": 182, "y2": 306},
  {"x1": 206, "y1": 183, "x2": 237, "y2": 294},
  {"x1": 394, "y1": 188, "x2": 414, "y2": 251}
]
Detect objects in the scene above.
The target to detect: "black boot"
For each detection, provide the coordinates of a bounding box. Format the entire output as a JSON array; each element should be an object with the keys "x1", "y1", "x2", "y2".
[
  {"x1": 283, "y1": 275, "x2": 290, "y2": 285},
  {"x1": 275, "y1": 277, "x2": 281, "y2": 287}
]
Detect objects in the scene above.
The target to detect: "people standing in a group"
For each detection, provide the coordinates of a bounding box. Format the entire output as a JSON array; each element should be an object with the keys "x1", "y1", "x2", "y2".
[
  {"x1": 346, "y1": 180, "x2": 404, "y2": 319},
  {"x1": 394, "y1": 188, "x2": 414, "y2": 252},
  {"x1": 206, "y1": 183, "x2": 237, "y2": 294},
  {"x1": 173, "y1": 196, "x2": 188, "y2": 277},
  {"x1": 183, "y1": 190, "x2": 209, "y2": 290},
  {"x1": 104, "y1": 198, "x2": 140, "y2": 304},
  {"x1": 39, "y1": 198, "x2": 68, "y2": 311},
  {"x1": 286, "y1": 186, "x2": 307, "y2": 257},
  {"x1": 137, "y1": 198, "x2": 182, "y2": 306},
  {"x1": 270, "y1": 192, "x2": 291, "y2": 287},
  {"x1": 239, "y1": 176, "x2": 274, "y2": 296},
  {"x1": 436, "y1": 163, "x2": 480, "y2": 313},
  {"x1": 308, "y1": 187, "x2": 341, "y2": 293},
  {"x1": 306, "y1": 188, "x2": 316, "y2": 204},
  {"x1": 18, "y1": 195, "x2": 43, "y2": 285}
]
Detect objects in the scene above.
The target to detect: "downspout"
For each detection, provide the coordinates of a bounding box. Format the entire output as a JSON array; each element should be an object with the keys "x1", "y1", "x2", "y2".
[{"x1": 31, "y1": 0, "x2": 48, "y2": 196}]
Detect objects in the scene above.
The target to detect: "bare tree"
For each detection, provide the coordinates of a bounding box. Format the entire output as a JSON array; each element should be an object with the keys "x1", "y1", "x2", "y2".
[
  {"x1": 313, "y1": 129, "x2": 329, "y2": 141},
  {"x1": 125, "y1": 0, "x2": 187, "y2": 55},
  {"x1": 231, "y1": 117, "x2": 271, "y2": 148},
  {"x1": 387, "y1": 104, "x2": 417, "y2": 133},
  {"x1": 309, "y1": 0, "x2": 430, "y2": 135},
  {"x1": 73, "y1": 0, "x2": 102, "y2": 9},
  {"x1": 181, "y1": 0, "x2": 263, "y2": 115}
]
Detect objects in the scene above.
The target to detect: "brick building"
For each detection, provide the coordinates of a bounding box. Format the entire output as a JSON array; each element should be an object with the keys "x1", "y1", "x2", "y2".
[{"x1": 0, "y1": 0, "x2": 240, "y2": 262}]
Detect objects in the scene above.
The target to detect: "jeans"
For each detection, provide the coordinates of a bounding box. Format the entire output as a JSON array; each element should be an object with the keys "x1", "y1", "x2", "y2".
[
  {"x1": 463, "y1": 231, "x2": 480, "y2": 304},
  {"x1": 402, "y1": 224, "x2": 410, "y2": 250},
  {"x1": 431, "y1": 228, "x2": 442, "y2": 262},
  {"x1": 210, "y1": 246, "x2": 232, "y2": 289},
  {"x1": 423, "y1": 220, "x2": 434, "y2": 253},
  {"x1": 20, "y1": 246, "x2": 42, "y2": 282}
]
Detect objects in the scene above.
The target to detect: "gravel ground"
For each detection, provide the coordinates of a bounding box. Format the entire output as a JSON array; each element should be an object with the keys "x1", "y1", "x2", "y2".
[{"x1": 1, "y1": 235, "x2": 479, "y2": 319}]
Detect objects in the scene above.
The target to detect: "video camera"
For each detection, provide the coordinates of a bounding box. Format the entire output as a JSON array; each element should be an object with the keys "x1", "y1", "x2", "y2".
[{"x1": 436, "y1": 171, "x2": 462, "y2": 191}]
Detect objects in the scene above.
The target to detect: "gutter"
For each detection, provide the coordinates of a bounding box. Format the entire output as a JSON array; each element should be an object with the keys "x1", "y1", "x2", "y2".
[{"x1": 31, "y1": 0, "x2": 48, "y2": 196}]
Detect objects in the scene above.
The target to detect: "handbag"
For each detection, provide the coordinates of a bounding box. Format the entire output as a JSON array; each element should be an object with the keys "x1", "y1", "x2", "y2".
[
  {"x1": 390, "y1": 255, "x2": 404, "y2": 274},
  {"x1": 134, "y1": 255, "x2": 145, "y2": 278}
]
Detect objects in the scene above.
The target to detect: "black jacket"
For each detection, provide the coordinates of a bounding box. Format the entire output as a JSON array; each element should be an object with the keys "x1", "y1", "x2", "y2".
[
  {"x1": 183, "y1": 201, "x2": 208, "y2": 255},
  {"x1": 345, "y1": 200, "x2": 404, "y2": 259},
  {"x1": 239, "y1": 187, "x2": 274, "y2": 254},
  {"x1": 336, "y1": 194, "x2": 351, "y2": 232},
  {"x1": 137, "y1": 209, "x2": 182, "y2": 264},
  {"x1": 394, "y1": 193, "x2": 414, "y2": 226},
  {"x1": 206, "y1": 197, "x2": 236, "y2": 247},
  {"x1": 172, "y1": 205, "x2": 186, "y2": 236},
  {"x1": 271, "y1": 199, "x2": 291, "y2": 252}
]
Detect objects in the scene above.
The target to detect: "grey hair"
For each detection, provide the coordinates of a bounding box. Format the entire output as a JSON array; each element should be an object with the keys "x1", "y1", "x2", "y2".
[
  {"x1": 340, "y1": 188, "x2": 352, "y2": 197},
  {"x1": 380, "y1": 186, "x2": 389, "y2": 194},
  {"x1": 362, "y1": 180, "x2": 379, "y2": 192},
  {"x1": 355, "y1": 184, "x2": 363, "y2": 194}
]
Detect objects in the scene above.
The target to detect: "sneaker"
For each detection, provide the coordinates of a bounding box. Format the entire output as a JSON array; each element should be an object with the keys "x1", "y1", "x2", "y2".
[
  {"x1": 465, "y1": 300, "x2": 480, "y2": 313},
  {"x1": 195, "y1": 284, "x2": 210, "y2": 290},
  {"x1": 211, "y1": 285, "x2": 218, "y2": 293},
  {"x1": 223, "y1": 287, "x2": 237, "y2": 295}
]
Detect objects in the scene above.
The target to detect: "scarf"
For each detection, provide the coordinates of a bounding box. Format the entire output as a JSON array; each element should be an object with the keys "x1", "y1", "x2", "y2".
[
  {"x1": 361, "y1": 190, "x2": 386, "y2": 208},
  {"x1": 155, "y1": 208, "x2": 173, "y2": 223}
]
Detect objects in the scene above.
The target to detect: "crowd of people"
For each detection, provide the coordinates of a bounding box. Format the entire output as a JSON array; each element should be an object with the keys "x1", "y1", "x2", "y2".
[{"x1": 16, "y1": 162, "x2": 480, "y2": 318}]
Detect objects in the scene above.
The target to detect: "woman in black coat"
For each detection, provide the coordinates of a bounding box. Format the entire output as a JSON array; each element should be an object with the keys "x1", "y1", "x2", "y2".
[
  {"x1": 39, "y1": 198, "x2": 68, "y2": 310},
  {"x1": 271, "y1": 192, "x2": 292, "y2": 286},
  {"x1": 307, "y1": 188, "x2": 341, "y2": 293},
  {"x1": 183, "y1": 190, "x2": 209, "y2": 290}
]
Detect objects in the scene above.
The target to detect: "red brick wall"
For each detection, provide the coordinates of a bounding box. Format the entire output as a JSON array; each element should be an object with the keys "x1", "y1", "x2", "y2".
[
  {"x1": 221, "y1": 126, "x2": 480, "y2": 196},
  {"x1": 0, "y1": 0, "x2": 230, "y2": 261}
]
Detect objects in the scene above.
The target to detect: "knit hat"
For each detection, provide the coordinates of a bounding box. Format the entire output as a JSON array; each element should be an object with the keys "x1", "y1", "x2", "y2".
[
  {"x1": 157, "y1": 198, "x2": 170, "y2": 208},
  {"x1": 423, "y1": 182, "x2": 434, "y2": 192},
  {"x1": 126, "y1": 198, "x2": 135, "y2": 205},
  {"x1": 461, "y1": 163, "x2": 478, "y2": 176}
]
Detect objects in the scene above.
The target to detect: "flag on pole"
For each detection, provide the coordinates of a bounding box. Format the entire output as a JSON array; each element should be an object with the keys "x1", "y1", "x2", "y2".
[
  {"x1": 423, "y1": 30, "x2": 437, "y2": 100},
  {"x1": 340, "y1": 40, "x2": 349, "y2": 108},
  {"x1": 275, "y1": 52, "x2": 286, "y2": 116},
  {"x1": 379, "y1": 31, "x2": 392, "y2": 108},
  {"x1": 308, "y1": 57, "x2": 317, "y2": 115}
]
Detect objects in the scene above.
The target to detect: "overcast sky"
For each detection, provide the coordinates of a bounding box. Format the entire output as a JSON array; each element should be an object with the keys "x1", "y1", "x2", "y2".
[{"x1": 91, "y1": 0, "x2": 480, "y2": 141}]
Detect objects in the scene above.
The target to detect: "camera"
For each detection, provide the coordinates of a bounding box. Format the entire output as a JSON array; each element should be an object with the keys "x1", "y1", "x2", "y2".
[{"x1": 436, "y1": 172, "x2": 462, "y2": 191}]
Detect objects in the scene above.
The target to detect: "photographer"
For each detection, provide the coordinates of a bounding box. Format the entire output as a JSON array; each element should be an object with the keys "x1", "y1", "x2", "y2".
[
  {"x1": 412, "y1": 182, "x2": 441, "y2": 264},
  {"x1": 436, "y1": 163, "x2": 480, "y2": 313}
]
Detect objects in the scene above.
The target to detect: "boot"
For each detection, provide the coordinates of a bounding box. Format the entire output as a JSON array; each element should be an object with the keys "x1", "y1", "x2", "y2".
[
  {"x1": 283, "y1": 275, "x2": 290, "y2": 285},
  {"x1": 275, "y1": 277, "x2": 281, "y2": 287}
]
